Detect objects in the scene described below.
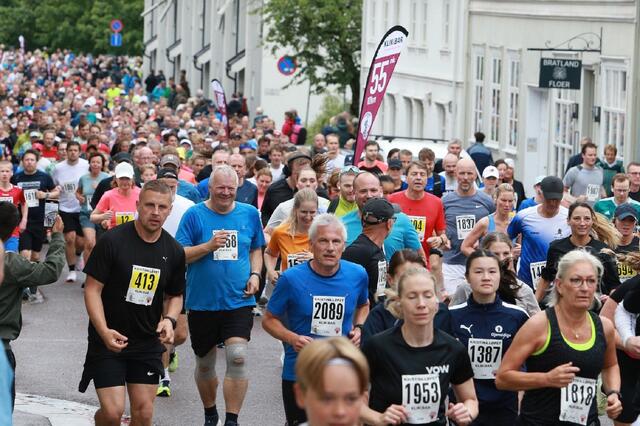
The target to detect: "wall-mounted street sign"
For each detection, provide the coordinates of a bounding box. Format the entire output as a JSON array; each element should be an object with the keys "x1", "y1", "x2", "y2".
[{"x1": 539, "y1": 58, "x2": 582, "y2": 90}]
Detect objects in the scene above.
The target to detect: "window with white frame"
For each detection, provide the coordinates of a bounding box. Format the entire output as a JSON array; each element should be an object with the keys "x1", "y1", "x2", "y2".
[
  {"x1": 369, "y1": 0, "x2": 376, "y2": 40},
  {"x1": 551, "y1": 89, "x2": 579, "y2": 178},
  {"x1": 601, "y1": 66, "x2": 627, "y2": 157},
  {"x1": 383, "y1": 0, "x2": 389, "y2": 32},
  {"x1": 472, "y1": 51, "x2": 484, "y2": 133},
  {"x1": 507, "y1": 56, "x2": 520, "y2": 148},
  {"x1": 442, "y1": 0, "x2": 450, "y2": 48},
  {"x1": 421, "y1": 0, "x2": 428, "y2": 46},
  {"x1": 490, "y1": 56, "x2": 502, "y2": 143}
]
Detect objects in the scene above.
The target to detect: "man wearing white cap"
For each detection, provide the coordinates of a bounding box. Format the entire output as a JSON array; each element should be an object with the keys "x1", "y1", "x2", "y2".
[{"x1": 480, "y1": 165, "x2": 500, "y2": 197}]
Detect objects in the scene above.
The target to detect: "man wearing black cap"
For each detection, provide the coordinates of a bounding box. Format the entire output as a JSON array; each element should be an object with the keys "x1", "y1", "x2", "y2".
[
  {"x1": 260, "y1": 151, "x2": 311, "y2": 225},
  {"x1": 613, "y1": 204, "x2": 640, "y2": 282},
  {"x1": 508, "y1": 176, "x2": 571, "y2": 294},
  {"x1": 343, "y1": 198, "x2": 396, "y2": 305},
  {"x1": 386, "y1": 158, "x2": 404, "y2": 193}
]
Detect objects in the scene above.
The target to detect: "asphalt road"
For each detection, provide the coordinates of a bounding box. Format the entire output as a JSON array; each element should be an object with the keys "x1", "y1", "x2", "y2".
[{"x1": 13, "y1": 268, "x2": 286, "y2": 426}]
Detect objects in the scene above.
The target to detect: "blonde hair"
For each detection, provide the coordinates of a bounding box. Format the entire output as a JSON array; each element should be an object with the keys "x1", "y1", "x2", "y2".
[
  {"x1": 494, "y1": 183, "x2": 515, "y2": 201},
  {"x1": 385, "y1": 267, "x2": 437, "y2": 319},
  {"x1": 601, "y1": 249, "x2": 640, "y2": 272},
  {"x1": 284, "y1": 188, "x2": 318, "y2": 236},
  {"x1": 549, "y1": 250, "x2": 604, "y2": 307},
  {"x1": 295, "y1": 337, "x2": 369, "y2": 395},
  {"x1": 592, "y1": 212, "x2": 621, "y2": 249}
]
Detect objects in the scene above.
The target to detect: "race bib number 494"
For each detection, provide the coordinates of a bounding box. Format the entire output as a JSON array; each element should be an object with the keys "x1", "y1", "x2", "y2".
[
  {"x1": 402, "y1": 374, "x2": 441, "y2": 424},
  {"x1": 126, "y1": 265, "x2": 161, "y2": 306},
  {"x1": 560, "y1": 377, "x2": 596, "y2": 425},
  {"x1": 408, "y1": 215, "x2": 426, "y2": 241}
]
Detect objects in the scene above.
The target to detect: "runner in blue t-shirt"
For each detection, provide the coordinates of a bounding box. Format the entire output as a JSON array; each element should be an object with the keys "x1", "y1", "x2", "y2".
[
  {"x1": 175, "y1": 165, "x2": 265, "y2": 426},
  {"x1": 508, "y1": 176, "x2": 570, "y2": 289},
  {"x1": 263, "y1": 213, "x2": 369, "y2": 426}
]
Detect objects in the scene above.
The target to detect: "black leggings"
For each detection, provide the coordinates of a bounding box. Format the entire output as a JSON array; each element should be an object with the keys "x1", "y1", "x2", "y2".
[{"x1": 282, "y1": 380, "x2": 306, "y2": 426}]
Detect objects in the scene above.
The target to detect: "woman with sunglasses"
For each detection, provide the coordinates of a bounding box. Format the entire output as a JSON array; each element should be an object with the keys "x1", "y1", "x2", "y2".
[{"x1": 496, "y1": 250, "x2": 622, "y2": 425}]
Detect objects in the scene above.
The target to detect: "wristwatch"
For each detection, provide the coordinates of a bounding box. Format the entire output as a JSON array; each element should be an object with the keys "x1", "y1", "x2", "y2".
[
  {"x1": 250, "y1": 272, "x2": 261, "y2": 279},
  {"x1": 605, "y1": 390, "x2": 622, "y2": 401},
  {"x1": 353, "y1": 324, "x2": 364, "y2": 331},
  {"x1": 163, "y1": 316, "x2": 177, "y2": 330}
]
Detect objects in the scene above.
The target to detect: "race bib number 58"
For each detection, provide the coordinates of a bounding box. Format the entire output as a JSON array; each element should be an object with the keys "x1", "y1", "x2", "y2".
[
  {"x1": 126, "y1": 265, "x2": 161, "y2": 306},
  {"x1": 212, "y1": 230, "x2": 238, "y2": 260}
]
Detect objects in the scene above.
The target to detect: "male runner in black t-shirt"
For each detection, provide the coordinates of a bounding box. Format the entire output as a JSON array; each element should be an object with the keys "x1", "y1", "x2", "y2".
[{"x1": 80, "y1": 180, "x2": 185, "y2": 426}]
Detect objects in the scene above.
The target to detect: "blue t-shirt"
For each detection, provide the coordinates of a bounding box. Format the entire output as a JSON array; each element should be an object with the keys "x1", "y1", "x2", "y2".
[
  {"x1": 342, "y1": 210, "x2": 421, "y2": 262},
  {"x1": 507, "y1": 205, "x2": 570, "y2": 287},
  {"x1": 400, "y1": 175, "x2": 446, "y2": 194},
  {"x1": 266, "y1": 260, "x2": 369, "y2": 381},
  {"x1": 176, "y1": 202, "x2": 265, "y2": 311},
  {"x1": 517, "y1": 197, "x2": 538, "y2": 212},
  {"x1": 178, "y1": 180, "x2": 201, "y2": 204}
]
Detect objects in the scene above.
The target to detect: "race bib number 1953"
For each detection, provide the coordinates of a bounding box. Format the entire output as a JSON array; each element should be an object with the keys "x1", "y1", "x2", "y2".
[
  {"x1": 402, "y1": 374, "x2": 441, "y2": 424},
  {"x1": 126, "y1": 265, "x2": 161, "y2": 306}
]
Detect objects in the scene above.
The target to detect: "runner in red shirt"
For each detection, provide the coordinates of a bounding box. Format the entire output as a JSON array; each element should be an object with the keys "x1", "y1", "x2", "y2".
[
  {"x1": 388, "y1": 160, "x2": 448, "y2": 259},
  {"x1": 0, "y1": 160, "x2": 27, "y2": 251}
]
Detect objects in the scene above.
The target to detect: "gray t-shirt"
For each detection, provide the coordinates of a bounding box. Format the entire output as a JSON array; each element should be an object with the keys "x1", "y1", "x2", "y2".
[
  {"x1": 563, "y1": 165, "x2": 604, "y2": 205},
  {"x1": 442, "y1": 190, "x2": 495, "y2": 265}
]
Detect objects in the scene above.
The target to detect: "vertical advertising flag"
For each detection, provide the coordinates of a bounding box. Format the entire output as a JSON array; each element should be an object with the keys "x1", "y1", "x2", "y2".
[
  {"x1": 210, "y1": 79, "x2": 229, "y2": 137},
  {"x1": 353, "y1": 26, "x2": 408, "y2": 163}
]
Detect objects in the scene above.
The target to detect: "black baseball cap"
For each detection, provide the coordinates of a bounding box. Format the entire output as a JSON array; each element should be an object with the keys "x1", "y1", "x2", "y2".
[
  {"x1": 286, "y1": 151, "x2": 312, "y2": 165},
  {"x1": 112, "y1": 152, "x2": 132, "y2": 164},
  {"x1": 157, "y1": 168, "x2": 179, "y2": 180},
  {"x1": 388, "y1": 159, "x2": 402, "y2": 170},
  {"x1": 362, "y1": 198, "x2": 400, "y2": 224},
  {"x1": 615, "y1": 203, "x2": 638, "y2": 221},
  {"x1": 540, "y1": 176, "x2": 564, "y2": 200}
]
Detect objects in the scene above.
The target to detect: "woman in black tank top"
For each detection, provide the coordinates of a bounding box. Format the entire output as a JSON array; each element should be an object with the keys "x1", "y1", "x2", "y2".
[{"x1": 495, "y1": 249, "x2": 622, "y2": 425}]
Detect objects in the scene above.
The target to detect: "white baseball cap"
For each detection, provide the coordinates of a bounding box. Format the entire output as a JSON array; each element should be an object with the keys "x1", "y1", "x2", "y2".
[
  {"x1": 115, "y1": 162, "x2": 134, "y2": 179},
  {"x1": 482, "y1": 166, "x2": 500, "y2": 179}
]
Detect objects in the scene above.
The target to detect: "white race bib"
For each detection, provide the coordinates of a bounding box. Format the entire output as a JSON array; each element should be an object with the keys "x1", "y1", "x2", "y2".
[
  {"x1": 0, "y1": 196, "x2": 13, "y2": 203},
  {"x1": 456, "y1": 215, "x2": 476, "y2": 240},
  {"x1": 62, "y1": 181, "x2": 77, "y2": 193},
  {"x1": 376, "y1": 260, "x2": 387, "y2": 297},
  {"x1": 529, "y1": 261, "x2": 546, "y2": 289},
  {"x1": 401, "y1": 374, "x2": 441, "y2": 424},
  {"x1": 408, "y1": 215, "x2": 426, "y2": 241},
  {"x1": 125, "y1": 265, "x2": 161, "y2": 306},
  {"x1": 310, "y1": 296, "x2": 345, "y2": 337},
  {"x1": 212, "y1": 230, "x2": 238, "y2": 261},
  {"x1": 24, "y1": 189, "x2": 38, "y2": 207},
  {"x1": 286, "y1": 253, "x2": 306, "y2": 269},
  {"x1": 115, "y1": 211, "x2": 135, "y2": 226},
  {"x1": 586, "y1": 184, "x2": 600, "y2": 202},
  {"x1": 468, "y1": 338, "x2": 502, "y2": 379},
  {"x1": 560, "y1": 377, "x2": 596, "y2": 425}
]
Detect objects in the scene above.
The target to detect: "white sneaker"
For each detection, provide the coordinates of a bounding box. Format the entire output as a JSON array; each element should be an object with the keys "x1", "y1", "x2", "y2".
[
  {"x1": 66, "y1": 271, "x2": 77, "y2": 283},
  {"x1": 76, "y1": 255, "x2": 84, "y2": 273}
]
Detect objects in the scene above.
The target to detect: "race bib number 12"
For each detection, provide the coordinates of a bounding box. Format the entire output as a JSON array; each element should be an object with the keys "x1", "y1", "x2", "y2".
[
  {"x1": 402, "y1": 374, "x2": 441, "y2": 424},
  {"x1": 115, "y1": 212, "x2": 135, "y2": 225}
]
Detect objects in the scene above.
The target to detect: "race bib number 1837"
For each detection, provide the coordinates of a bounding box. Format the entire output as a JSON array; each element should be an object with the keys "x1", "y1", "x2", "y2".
[{"x1": 456, "y1": 215, "x2": 476, "y2": 240}]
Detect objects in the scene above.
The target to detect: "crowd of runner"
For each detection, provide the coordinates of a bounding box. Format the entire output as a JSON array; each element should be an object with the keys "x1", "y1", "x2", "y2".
[{"x1": 0, "y1": 48, "x2": 638, "y2": 426}]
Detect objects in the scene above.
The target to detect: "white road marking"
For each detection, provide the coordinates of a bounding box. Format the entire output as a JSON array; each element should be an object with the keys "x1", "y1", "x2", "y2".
[{"x1": 16, "y1": 393, "x2": 95, "y2": 426}]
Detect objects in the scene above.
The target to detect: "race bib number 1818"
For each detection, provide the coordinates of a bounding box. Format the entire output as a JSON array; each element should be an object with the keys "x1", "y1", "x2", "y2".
[{"x1": 560, "y1": 377, "x2": 596, "y2": 425}]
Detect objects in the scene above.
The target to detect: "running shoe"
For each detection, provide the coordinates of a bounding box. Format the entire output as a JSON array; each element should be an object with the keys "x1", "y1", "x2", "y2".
[
  {"x1": 156, "y1": 380, "x2": 171, "y2": 397},
  {"x1": 252, "y1": 306, "x2": 262, "y2": 317},
  {"x1": 65, "y1": 271, "x2": 77, "y2": 283},
  {"x1": 26, "y1": 289, "x2": 44, "y2": 304},
  {"x1": 168, "y1": 351, "x2": 178, "y2": 373}
]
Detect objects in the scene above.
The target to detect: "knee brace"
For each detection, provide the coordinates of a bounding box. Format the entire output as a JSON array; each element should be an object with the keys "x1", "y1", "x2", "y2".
[
  {"x1": 225, "y1": 343, "x2": 248, "y2": 379},
  {"x1": 194, "y1": 348, "x2": 217, "y2": 381}
]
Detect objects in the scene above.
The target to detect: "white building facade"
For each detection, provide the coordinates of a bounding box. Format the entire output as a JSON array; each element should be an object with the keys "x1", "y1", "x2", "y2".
[
  {"x1": 362, "y1": 0, "x2": 640, "y2": 190},
  {"x1": 141, "y1": 0, "x2": 325, "y2": 125}
]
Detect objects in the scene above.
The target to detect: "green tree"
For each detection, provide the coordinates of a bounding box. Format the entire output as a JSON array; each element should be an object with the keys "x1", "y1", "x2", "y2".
[
  {"x1": 0, "y1": 0, "x2": 143, "y2": 55},
  {"x1": 257, "y1": 0, "x2": 362, "y2": 116},
  {"x1": 307, "y1": 94, "x2": 345, "y2": 138}
]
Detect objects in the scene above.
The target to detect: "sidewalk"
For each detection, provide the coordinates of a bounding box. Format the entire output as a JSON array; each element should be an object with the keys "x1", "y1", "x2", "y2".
[{"x1": 14, "y1": 393, "x2": 94, "y2": 426}]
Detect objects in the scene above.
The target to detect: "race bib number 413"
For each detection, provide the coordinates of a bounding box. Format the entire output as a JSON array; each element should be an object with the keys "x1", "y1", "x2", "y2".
[
  {"x1": 126, "y1": 265, "x2": 161, "y2": 306},
  {"x1": 560, "y1": 377, "x2": 596, "y2": 425},
  {"x1": 402, "y1": 374, "x2": 441, "y2": 424}
]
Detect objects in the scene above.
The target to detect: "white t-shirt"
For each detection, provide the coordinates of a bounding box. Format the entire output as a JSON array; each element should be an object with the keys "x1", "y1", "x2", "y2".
[
  {"x1": 163, "y1": 194, "x2": 195, "y2": 237},
  {"x1": 267, "y1": 196, "x2": 330, "y2": 229},
  {"x1": 270, "y1": 163, "x2": 284, "y2": 182},
  {"x1": 52, "y1": 159, "x2": 89, "y2": 213},
  {"x1": 326, "y1": 154, "x2": 346, "y2": 176}
]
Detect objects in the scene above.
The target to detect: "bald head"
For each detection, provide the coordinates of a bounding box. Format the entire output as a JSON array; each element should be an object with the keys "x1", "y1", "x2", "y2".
[
  {"x1": 353, "y1": 172, "x2": 382, "y2": 209},
  {"x1": 456, "y1": 158, "x2": 477, "y2": 195},
  {"x1": 442, "y1": 153, "x2": 458, "y2": 176}
]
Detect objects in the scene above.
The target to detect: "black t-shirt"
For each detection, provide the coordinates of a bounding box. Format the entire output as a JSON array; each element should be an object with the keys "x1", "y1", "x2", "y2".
[
  {"x1": 541, "y1": 236, "x2": 621, "y2": 295},
  {"x1": 619, "y1": 236, "x2": 640, "y2": 254},
  {"x1": 362, "y1": 325, "x2": 474, "y2": 425},
  {"x1": 11, "y1": 170, "x2": 55, "y2": 225},
  {"x1": 83, "y1": 222, "x2": 185, "y2": 352},
  {"x1": 90, "y1": 176, "x2": 114, "y2": 210},
  {"x1": 611, "y1": 275, "x2": 639, "y2": 303},
  {"x1": 197, "y1": 164, "x2": 212, "y2": 182},
  {"x1": 512, "y1": 179, "x2": 526, "y2": 210},
  {"x1": 342, "y1": 233, "x2": 386, "y2": 305},
  {"x1": 261, "y1": 178, "x2": 294, "y2": 226}
]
